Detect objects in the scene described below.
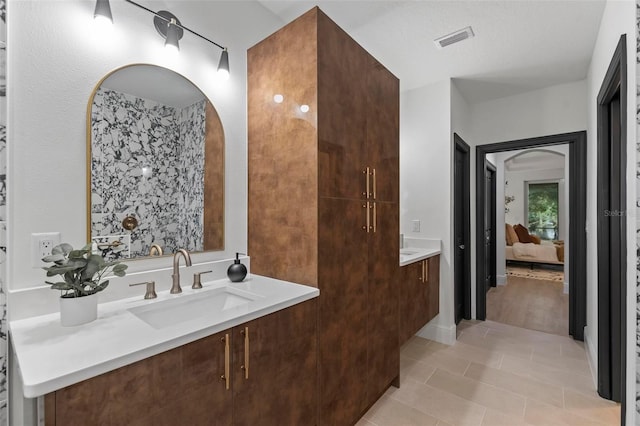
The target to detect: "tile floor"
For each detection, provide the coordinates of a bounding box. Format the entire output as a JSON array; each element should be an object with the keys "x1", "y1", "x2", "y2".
[{"x1": 358, "y1": 320, "x2": 620, "y2": 426}]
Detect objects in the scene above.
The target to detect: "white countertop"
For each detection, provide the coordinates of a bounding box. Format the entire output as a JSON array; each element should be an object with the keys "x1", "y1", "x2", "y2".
[
  {"x1": 399, "y1": 247, "x2": 441, "y2": 266},
  {"x1": 10, "y1": 275, "x2": 319, "y2": 398}
]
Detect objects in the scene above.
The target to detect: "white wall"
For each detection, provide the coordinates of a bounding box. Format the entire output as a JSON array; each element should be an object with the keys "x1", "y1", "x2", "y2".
[
  {"x1": 7, "y1": 1, "x2": 282, "y2": 316},
  {"x1": 471, "y1": 80, "x2": 588, "y2": 146},
  {"x1": 400, "y1": 80, "x2": 456, "y2": 343},
  {"x1": 584, "y1": 1, "x2": 636, "y2": 423}
]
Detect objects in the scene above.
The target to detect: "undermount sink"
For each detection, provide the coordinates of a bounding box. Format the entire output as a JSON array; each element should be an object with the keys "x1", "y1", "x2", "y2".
[{"x1": 129, "y1": 286, "x2": 263, "y2": 329}]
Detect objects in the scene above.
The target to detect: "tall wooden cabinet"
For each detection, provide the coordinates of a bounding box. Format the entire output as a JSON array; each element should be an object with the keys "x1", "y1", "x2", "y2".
[{"x1": 248, "y1": 7, "x2": 399, "y2": 425}]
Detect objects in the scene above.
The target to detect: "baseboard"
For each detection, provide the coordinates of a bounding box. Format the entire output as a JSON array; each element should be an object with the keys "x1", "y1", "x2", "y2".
[
  {"x1": 563, "y1": 281, "x2": 569, "y2": 294},
  {"x1": 497, "y1": 275, "x2": 506, "y2": 286},
  {"x1": 584, "y1": 326, "x2": 598, "y2": 389},
  {"x1": 415, "y1": 319, "x2": 456, "y2": 345}
]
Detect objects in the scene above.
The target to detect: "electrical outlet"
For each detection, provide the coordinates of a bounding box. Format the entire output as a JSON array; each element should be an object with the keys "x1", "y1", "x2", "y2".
[
  {"x1": 412, "y1": 220, "x2": 421, "y2": 233},
  {"x1": 31, "y1": 232, "x2": 61, "y2": 267}
]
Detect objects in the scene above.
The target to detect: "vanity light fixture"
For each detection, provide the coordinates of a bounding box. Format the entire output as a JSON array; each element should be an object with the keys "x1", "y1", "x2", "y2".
[
  {"x1": 153, "y1": 11, "x2": 183, "y2": 53},
  {"x1": 93, "y1": 0, "x2": 113, "y2": 25},
  {"x1": 273, "y1": 94, "x2": 284, "y2": 103},
  {"x1": 100, "y1": 0, "x2": 230, "y2": 78},
  {"x1": 300, "y1": 105, "x2": 310, "y2": 113}
]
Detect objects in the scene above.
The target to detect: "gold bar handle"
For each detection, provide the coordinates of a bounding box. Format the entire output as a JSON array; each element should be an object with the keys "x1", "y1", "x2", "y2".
[
  {"x1": 372, "y1": 168, "x2": 377, "y2": 200},
  {"x1": 241, "y1": 327, "x2": 250, "y2": 379},
  {"x1": 221, "y1": 334, "x2": 230, "y2": 390},
  {"x1": 424, "y1": 260, "x2": 429, "y2": 283},
  {"x1": 362, "y1": 167, "x2": 371, "y2": 200},
  {"x1": 363, "y1": 203, "x2": 370, "y2": 233},
  {"x1": 372, "y1": 202, "x2": 377, "y2": 233}
]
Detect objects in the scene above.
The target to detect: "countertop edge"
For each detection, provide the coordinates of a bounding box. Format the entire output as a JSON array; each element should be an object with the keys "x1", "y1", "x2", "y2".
[{"x1": 399, "y1": 249, "x2": 441, "y2": 267}]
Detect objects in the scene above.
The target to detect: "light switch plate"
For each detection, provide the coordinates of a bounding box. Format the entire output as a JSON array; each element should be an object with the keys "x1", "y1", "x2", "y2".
[
  {"x1": 31, "y1": 232, "x2": 61, "y2": 268},
  {"x1": 412, "y1": 220, "x2": 421, "y2": 233}
]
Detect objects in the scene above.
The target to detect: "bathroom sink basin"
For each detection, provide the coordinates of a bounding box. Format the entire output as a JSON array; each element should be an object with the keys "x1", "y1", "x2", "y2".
[{"x1": 129, "y1": 286, "x2": 262, "y2": 329}]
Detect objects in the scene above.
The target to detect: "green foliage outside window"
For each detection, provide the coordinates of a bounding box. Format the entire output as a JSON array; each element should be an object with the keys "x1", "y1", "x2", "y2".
[{"x1": 528, "y1": 182, "x2": 559, "y2": 240}]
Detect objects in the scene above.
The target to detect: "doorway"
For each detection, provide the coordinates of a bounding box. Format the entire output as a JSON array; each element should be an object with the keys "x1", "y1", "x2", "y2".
[
  {"x1": 475, "y1": 131, "x2": 587, "y2": 341},
  {"x1": 596, "y1": 35, "x2": 626, "y2": 404},
  {"x1": 454, "y1": 134, "x2": 471, "y2": 324}
]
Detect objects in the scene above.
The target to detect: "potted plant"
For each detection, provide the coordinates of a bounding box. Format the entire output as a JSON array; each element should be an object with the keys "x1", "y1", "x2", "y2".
[{"x1": 43, "y1": 243, "x2": 128, "y2": 326}]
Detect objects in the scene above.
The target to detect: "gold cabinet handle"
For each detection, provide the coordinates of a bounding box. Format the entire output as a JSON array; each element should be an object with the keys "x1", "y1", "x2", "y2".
[
  {"x1": 372, "y1": 168, "x2": 377, "y2": 200},
  {"x1": 221, "y1": 334, "x2": 230, "y2": 390},
  {"x1": 424, "y1": 260, "x2": 429, "y2": 283},
  {"x1": 241, "y1": 327, "x2": 250, "y2": 379},
  {"x1": 363, "y1": 168, "x2": 370, "y2": 199},
  {"x1": 363, "y1": 203, "x2": 370, "y2": 233},
  {"x1": 372, "y1": 202, "x2": 377, "y2": 233}
]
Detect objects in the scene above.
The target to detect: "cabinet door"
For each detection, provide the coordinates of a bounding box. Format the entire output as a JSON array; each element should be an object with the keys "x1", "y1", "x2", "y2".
[
  {"x1": 231, "y1": 300, "x2": 317, "y2": 426},
  {"x1": 426, "y1": 255, "x2": 441, "y2": 322},
  {"x1": 317, "y1": 11, "x2": 368, "y2": 200},
  {"x1": 46, "y1": 331, "x2": 232, "y2": 426},
  {"x1": 318, "y1": 197, "x2": 369, "y2": 425},
  {"x1": 367, "y1": 201, "x2": 400, "y2": 400},
  {"x1": 366, "y1": 59, "x2": 399, "y2": 204},
  {"x1": 399, "y1": 261, "x2": 425, "y2": 345}
]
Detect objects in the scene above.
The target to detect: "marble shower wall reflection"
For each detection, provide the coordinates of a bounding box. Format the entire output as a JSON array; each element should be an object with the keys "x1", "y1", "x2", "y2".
[
  {"x1": 91, "y1": 88, "x2": 205, "y2": 258},
  {"x1": 0, "y1": 0, "x2": 7, "y2": 424}
]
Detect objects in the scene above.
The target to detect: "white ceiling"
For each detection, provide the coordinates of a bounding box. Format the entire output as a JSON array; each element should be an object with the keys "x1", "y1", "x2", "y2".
[
  {"x1": 505, "y1": 150, "x2": 565, "y2": 172},
  {"x1": 256, "y1": 0, "x2": 606, "y2": 103}
]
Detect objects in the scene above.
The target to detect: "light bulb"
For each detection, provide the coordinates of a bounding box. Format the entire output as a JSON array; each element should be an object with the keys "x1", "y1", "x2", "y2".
[
  {"x1": 274, "y1": 94, "x2": 284, "y2": 103},
  {"x1": 300, "y1": 105, "x2": 310, "y2": 113}
]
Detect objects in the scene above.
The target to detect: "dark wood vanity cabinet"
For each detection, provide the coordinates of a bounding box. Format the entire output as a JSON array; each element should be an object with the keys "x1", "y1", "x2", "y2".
[
  {"x1": 45, "y1": 299, "x2": 317, "y2": 426},
  {"x1": 399, "y1": 255, "x2": 440, "y2": 346},
  {"x1": 248, "y1": 7, "x2": 399, "y2": 426}
]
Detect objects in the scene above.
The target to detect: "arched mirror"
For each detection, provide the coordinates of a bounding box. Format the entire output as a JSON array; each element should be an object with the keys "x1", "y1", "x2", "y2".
[{"x1": 87, "y1": 64, "x2": 224, "y2": 260}]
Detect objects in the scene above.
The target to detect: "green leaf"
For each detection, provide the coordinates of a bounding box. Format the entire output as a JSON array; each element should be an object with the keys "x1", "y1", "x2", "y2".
[
  {"x1": 68, "y1": 249, "x2": 88, "y2": 259},
  {"x1": 51, "y1": 243, "x2": 73, "y2": 256},
  {"x1": 49, "y1": 282, "x2": 72, "y2": 291},
  {"x1": 80, "y1": 256, "x2": 103, "y2": 281},
  {"x1": 96, "y1": 280, "x2": 109, "y2": 291},
  {"x1": 42, "y1": 253, "x2": 65, "y2": 263},
  {"x1": 45, "y1": 265, "x2": 77, "y2": 276}
]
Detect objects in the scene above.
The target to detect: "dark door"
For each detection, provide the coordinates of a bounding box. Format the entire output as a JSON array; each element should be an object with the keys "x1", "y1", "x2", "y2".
[
  {"x1": 596, "y1": 35, "x2": 626, "y2": 404},
  {"x1": 453, "y1": 134, "x2": 470, "y2": 324},
  {"x1": 484, "y1": 163, "x2": 497, "y2": 293}
]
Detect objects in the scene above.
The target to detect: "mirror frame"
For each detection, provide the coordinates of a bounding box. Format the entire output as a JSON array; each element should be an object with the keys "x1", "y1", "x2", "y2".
[{"x1": 86, "y1": 63, "x2": 225, "y2": 260}]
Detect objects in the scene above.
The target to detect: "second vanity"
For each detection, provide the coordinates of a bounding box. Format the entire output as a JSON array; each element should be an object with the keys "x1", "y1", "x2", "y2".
[
  {"x1": 10, "y1": 268, "x2": 319, "y2": 425},
  {"x1": 399, "y1": 239, "x2": 441, "y2": 345}
]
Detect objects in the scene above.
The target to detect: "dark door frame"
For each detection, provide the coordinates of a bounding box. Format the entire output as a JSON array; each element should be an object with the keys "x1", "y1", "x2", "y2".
[
  {"x1": 596, "y1": 34, "x2": 626, "y2": 406},
  {"x1": 475, "y1": 131, "x2": 587, "y2": 341},
  {"x1": 454, "y1": 134, "x2": 471, "y2": 321},
  {"x1": 485, "y1": 161, "x2": 497, "y2": 289}
]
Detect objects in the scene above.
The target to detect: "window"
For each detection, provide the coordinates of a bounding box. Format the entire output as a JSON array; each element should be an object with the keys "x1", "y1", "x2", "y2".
[{"x1": 527, "y1": 182, "x2": 559, "y2": 240}]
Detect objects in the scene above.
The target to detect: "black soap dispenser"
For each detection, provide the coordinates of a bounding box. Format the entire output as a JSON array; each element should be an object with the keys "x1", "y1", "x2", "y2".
[{"x1": 227, "y1": 252, "x2": 248, "y2": 282}]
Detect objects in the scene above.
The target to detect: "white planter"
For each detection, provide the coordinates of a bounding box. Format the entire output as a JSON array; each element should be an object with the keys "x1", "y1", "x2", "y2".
[{"x1": 59, "y1": 293, "x2": 98, "y2": 327}]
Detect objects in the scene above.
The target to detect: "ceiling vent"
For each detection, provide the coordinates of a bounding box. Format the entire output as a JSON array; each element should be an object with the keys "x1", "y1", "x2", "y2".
[{"x1": 434, "y1": 26, "x2": 475, "y2": 49}]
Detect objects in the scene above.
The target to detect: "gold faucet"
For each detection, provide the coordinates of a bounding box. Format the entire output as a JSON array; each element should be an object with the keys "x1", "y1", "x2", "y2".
[
  {"x1": 149, "y1": 244, "x2": 163, "y2": 256},
  {"x1": 171, "y1": 249, "x2": 192, "y2": 294}
]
